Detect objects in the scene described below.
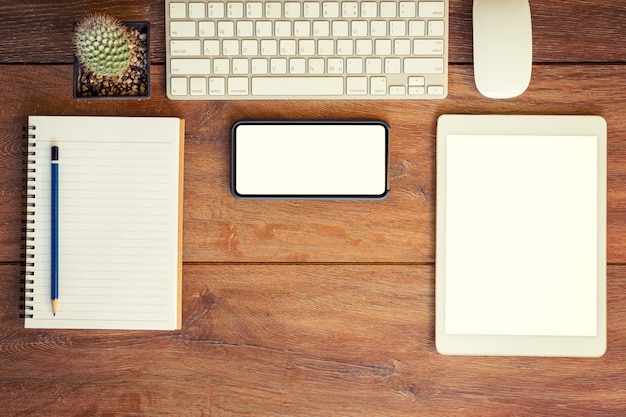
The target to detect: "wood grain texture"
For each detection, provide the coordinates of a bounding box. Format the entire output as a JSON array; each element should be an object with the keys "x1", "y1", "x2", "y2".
[
  {"x1": 2, "y1": 264, "x2": 626, "y2": 416},
  {"x1": 2, "y1": 64, "x2": 626, "y2": 263},
  {"x1": 1, "y1": 0, "x2": 626, "y2": 415},
  {"x1": 0, "y1": 1, "x2": 626, "y2": 64}
]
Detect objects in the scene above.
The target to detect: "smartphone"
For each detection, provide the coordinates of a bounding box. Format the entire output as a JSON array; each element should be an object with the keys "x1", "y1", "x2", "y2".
[{"x1": 231, "y1": 121, "x2": 389, "y2": 199}]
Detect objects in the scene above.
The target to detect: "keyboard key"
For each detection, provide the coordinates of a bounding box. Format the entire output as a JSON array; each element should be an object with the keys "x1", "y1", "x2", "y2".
[
  {"x1": 361, "y1": 2, "x2": 377, "y2": 17},
  {"x1": 347, "y1": 77, "x2": 368, "y2": 95},
  {"x1": 356, "y1": 39, "x2": 373, "y2": 55},
  {"x1": 228, "y1": 77, "x2": 249, "y2": 95},
  {"x1": 323, "y1": 2, "x2": 340, "y2": 18},
  {"x1": 318, "y1": 39, "x2": 334, "y2": 55},
  {"x1": 171, "y1": 58, "x2": 211, "y2": 75},
  {"x1": 247, "y1": 2, "x2": 263, "y2": 18},
  {"x1": 242, "y1": 40, "x2": 258, "y2": 55},
  {"x1": 390, "y1": 85, "x2": 406, "y2": 95},
  {"x1": 280, "y1": 40, "x2": 297, "y2": 55},
  {"x1": 203, "y1": 40, "x2": 220, "y2": 55},
  {"x1": 280, "y1": 39, "x2": 296, "y2": 56},
  {"x1": 419, "y1": 2, "x2": 445, "y2": 18},
  {"x1": 342, "y1": 2, "x2": 358, "y2": 18},
  {"x1": 261, "y1": 40, "x2": 277, "y2": 55},
  {"x1": 394, "y1": 39, "x2": 411, "y2": 55},
  {"x1": 399, "y1": 2, "x2": 416, "y2": 17},
  {"x1": 285, "y1": 2, "x2": 302, "y2": 18},
  {"x1": 390, "y1": 21, "x2": 406, "y2": 37},
  {"x1": 223, "y1": 39, "x2": 239, "y2": 55},
  {"x1": 199, "y1": 21, "x2": 216, "y2": 37},
  {"x1": 170, "y1": 77, "x2": 188, "y2": 95},
  {"x1": 428, "y1": 85, "x2": 445, "y2": 95},
  {"x1": 371, "y1": 77, "x2": 387, "y2": 95},
  {"x1": 299, "y1": 39, "x2": 315, "y2": 55},
  {"x1": 370, "y1": 20, "x2": 387, "y2": 36},
  {"x1": 290, "y1": 58, "x2": 306, "y2": 74},
  {"x1": 275, "y1": 21, "x2": 292, "y2": 37},
  {"x1": 166, "y1": 0, "x2": 448, "y2": 100},
  {"x1": 409, "y1": 20, "x2": 426, "y2": 36},
  {"x1": 170, "y1": 3, "x2": 186, "y2": 18},
  {"x1": 337, "y1": 39, "x2": 354, "y2": 55},
  {"x1": 256, "y1": 21, "x2": 272, "y2": 37},
  {"x1": 380, "y1": 2, "x2": 397, "y2": 18},
  {"x1": 170, "y1": 21, "x2": 196, "y2": 37},
  {"x1": 266, "y1": 2, "x2": 282, "y2": 18},
  {"x1": 213, "y1": 59, "x2": 230, "y2": 74},
  {"x1": 385, "y1": 58, "x2": 401, "y2": 73},
  {"x1": 351, "y1": 21, "x2": 367, "y2": 37},
  {"x1": 190, "y1": 77, "x2": 207, "y2": 95},
  {"x1": 237, "y1": 21, "x2": 254, "y2": 37},
  {"x1": 208, "y1": 2, "x2": 225, "y2": 18},
  {"x1": 218, "y1": 21, "x2": 234, "y2": 37},
  {"x1": 304, "y1": 2, "x2": 321, "y2": 18},
  {"x1": 308, "y1": 58, "x2": 325, "y2": 74},
  {"x1": 251, "y1": 58, "x2": 268, "y2": 74},
  {"x1": 413, "y1": 39, "x2": 445, "y2": 55},
  {"x1": 366, "y1": 57, "x2": 382, "y2": 73},
  {"x1": 346, "y1": 58, "x2": 363, "y2": 73},
  {"x1": 294, "y1": 21, "x2": 311, "y2": 36},
  {"x1": 375, "y1": 39, "x2": 392, "y2": 56},
  {"x1": 327, "y1": 58, "x2": 344, "y2": 73},
  {"x1": 227, "y1": 3, "x2": 244, "y2": 18},
  {"x1": 409, "y1": 76, "x2": 425, "y2": 86},
  {"x1": 232, "y1": 58, "x2": 249, "y2": 74},
  {"x1": 270, "y1": 58, "x2": 287, "y2": 74},
  {"x1": 209, "y1": 77, "x2": 225, "y2": 95},
  {"x1": 189, "y1": 3, "x2": 206, "y2": 18},
  {"x1": 170, "y1": 40, "x2": 201, "y2": 56},
  {"x1": 404, "y1": 57, "x2": 445, "y2": 73},
  {"x1": 314, "y1": 21, "x2": 330, "y2": 37},
  {"x1": 332, "y1": 21, "x2": 349, "y2": 37},
  {"x1": 251, "y1": 77, "x2": 344, "y2": 95},
  {"x1": 428, "y1": 20, "x2": 446, "y2": 37}
]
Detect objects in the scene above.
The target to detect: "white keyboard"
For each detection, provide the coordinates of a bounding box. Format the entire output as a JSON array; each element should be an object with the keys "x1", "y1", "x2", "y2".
[{"x1": 166, "y1": 1, "x2": 448, "y2": 100}]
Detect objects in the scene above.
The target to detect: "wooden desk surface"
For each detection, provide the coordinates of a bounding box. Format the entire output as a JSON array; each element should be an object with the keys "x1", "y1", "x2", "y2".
[{"x1": 1, "y1": 1, "x2": 626, "y2": 415}]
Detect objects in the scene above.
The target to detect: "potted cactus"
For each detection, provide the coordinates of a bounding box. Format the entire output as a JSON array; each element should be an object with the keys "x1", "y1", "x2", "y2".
[{"x1": 73, "y1": 13, "x2": 150, "y2": 99}]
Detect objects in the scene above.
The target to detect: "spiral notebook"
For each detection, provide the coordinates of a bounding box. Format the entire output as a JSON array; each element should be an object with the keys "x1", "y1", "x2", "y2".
[{"x1": 23, "y1": 116, "x2": 184, "y2": 330}]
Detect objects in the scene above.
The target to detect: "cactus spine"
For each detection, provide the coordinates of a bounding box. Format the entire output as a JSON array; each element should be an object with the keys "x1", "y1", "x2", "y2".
[{"x1": 74, "y1": 14, "x2": 132, "y2": 77}]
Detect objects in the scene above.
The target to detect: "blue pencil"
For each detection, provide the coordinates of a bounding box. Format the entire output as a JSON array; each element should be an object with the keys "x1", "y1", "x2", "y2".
[{"x1": 51, "y1": 146, "x2": 59, "y2": 316}]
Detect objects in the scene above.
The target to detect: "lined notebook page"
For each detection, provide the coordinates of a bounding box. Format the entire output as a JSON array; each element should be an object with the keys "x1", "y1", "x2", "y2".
[{"x1": 25, "y1": 116, "x2": 183, "y2": 330}]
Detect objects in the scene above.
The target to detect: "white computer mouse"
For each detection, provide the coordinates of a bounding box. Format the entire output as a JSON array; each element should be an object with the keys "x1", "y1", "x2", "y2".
[{"x1": 473, "y1": 0, "x2": 532, "y2": 99}]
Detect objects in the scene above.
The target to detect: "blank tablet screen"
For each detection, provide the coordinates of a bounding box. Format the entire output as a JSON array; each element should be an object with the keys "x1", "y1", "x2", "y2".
[
  {"x1": 231, "y1": 121, "x2": 388, "y2": 199},
  {"x1": 444, "y1": 134, "x2": 598, "y2": 337}
]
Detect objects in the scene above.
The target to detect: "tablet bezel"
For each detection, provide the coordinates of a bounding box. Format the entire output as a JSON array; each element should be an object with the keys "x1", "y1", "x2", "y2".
[{"x1": 436, "y1": 115, "x2": 607, "y2": 357}]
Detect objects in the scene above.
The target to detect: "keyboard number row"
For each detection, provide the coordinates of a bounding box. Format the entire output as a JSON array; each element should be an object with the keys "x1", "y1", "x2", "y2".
[{"x1": 170, "y1": 1, "x2": 445, "y2": 19}]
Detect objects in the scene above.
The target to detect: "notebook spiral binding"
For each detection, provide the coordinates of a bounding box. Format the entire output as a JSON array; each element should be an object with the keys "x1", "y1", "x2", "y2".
[{"x1": 21, "y1": 125, "x2": 36, "y2": 319}]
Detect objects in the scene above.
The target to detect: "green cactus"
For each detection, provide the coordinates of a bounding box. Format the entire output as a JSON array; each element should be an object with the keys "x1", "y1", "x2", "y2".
[{"x1": 73, "y1": 14, "x2": 132, "y2": 77}]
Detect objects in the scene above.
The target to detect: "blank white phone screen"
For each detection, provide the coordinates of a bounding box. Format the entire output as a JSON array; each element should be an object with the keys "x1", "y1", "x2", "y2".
[{"x1": 232, "y1": 123, "x2": 388, "y2": 197}]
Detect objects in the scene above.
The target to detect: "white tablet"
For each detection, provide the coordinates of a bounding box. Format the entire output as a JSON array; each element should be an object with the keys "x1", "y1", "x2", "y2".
[{"x1": 436, "y1": 115, "x2": 607, "y2": 357}]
